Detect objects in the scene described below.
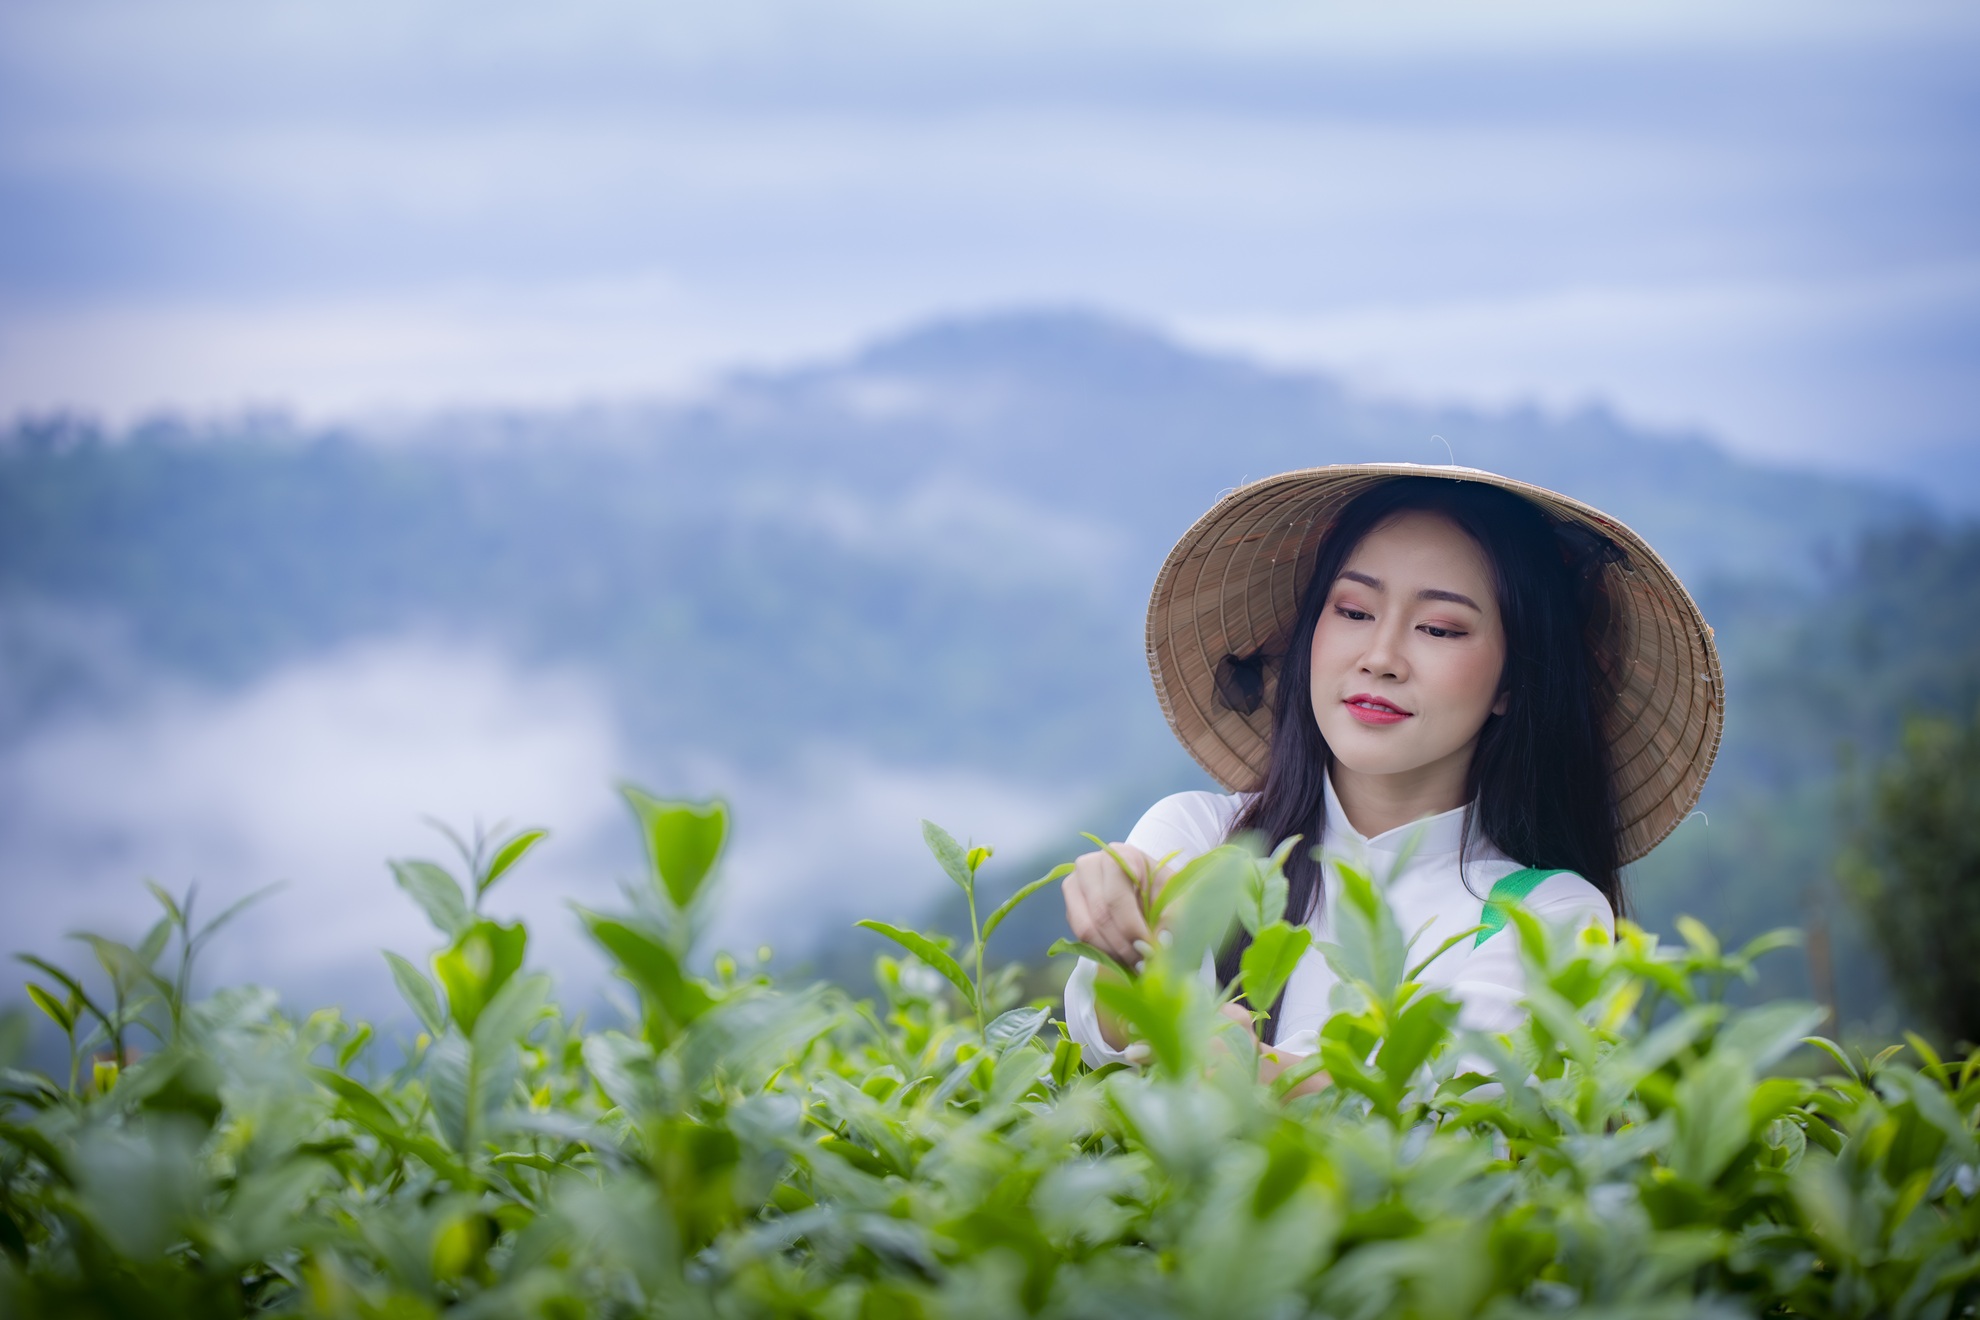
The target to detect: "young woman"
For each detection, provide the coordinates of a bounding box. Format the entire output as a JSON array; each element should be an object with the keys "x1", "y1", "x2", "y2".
[{"x1": 1062, "y1": 465, "x2": 1722, "y2": 1067}]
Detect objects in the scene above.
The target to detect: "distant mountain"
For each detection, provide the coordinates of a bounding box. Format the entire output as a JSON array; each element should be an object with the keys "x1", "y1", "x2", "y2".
[
  {"x1": 0, "y1": 308, "x2": 1956, "y2": 1024},
  {"x1": 3, "y1": 310, "x2": 1926, "y2": 776}
]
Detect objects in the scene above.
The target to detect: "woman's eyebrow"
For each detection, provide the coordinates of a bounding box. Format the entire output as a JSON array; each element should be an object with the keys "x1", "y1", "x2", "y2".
[{"x1": 1340, "y1": 571, "x2": 1479, "y2": 611}]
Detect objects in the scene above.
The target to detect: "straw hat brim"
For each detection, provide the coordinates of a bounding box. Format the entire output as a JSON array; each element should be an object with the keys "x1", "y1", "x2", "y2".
[{"x1": 1145, "y1": 463, "x2": 1723, "y2": 865}]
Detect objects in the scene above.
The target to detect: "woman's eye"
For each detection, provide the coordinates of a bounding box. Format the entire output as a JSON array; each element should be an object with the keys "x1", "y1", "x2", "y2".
[
  {"x1": 1419, "y1": 625, "x2": 1466, "y2": 639},
  {"x1": 1335, "y1": 605, "x2": 1372, "y2": 621}
]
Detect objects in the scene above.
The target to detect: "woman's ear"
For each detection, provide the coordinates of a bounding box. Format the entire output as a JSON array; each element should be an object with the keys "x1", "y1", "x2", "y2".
[{"x1": 1492, "y1": 688, "x2": 1510, "y2": 717}]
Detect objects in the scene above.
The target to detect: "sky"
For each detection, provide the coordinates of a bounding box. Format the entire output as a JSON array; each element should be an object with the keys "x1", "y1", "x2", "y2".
[{"x1": 1, "y1": 0, "x2": 1976, "y2": 476}]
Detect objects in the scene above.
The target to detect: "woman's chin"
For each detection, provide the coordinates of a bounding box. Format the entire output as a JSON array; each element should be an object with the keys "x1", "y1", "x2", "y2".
[
  {"x1": 1323, "y1": 727, "x2": 1454, "y2": 781},
  {"x1": 1323, "y1": 736, "x2": 1420, "y2": 779}
]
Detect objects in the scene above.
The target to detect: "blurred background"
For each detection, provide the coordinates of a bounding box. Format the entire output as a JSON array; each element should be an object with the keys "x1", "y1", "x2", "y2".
[{"x1": 2, "y1": 0, "x2": 1977, "y2": 1033}]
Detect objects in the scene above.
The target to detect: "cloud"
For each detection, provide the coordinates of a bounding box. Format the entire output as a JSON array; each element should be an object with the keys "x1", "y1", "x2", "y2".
[
  {"x1": 0, "y1": 631, "x2": 1085, "y2": 1021},
  {"x1": 709, "y1": 745, "x2": 1074, "y2": 959},
  {"x1": 0, "y1": 637, "x2": 628, "y2": 1010}
]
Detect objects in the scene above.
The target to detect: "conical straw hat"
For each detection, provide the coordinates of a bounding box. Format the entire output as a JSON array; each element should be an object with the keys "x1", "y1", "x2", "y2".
[{"x1": 1146, "y1": 463, "x2": 1722, "y2": 865}]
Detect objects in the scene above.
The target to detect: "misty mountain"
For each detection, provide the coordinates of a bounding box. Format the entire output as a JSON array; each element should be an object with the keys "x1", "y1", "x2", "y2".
[
  {"x1": 1, "y1": 310, "x2": 1924, "y2": 760},
  {"x1": 0, "y1": 308, "x2": 1960, "y2": 1024}
]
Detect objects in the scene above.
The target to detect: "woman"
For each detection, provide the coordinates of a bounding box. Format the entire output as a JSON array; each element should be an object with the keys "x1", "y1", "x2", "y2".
[{"x1": 1062, "y1": 465, "x2": 1722, "y2": 1068}]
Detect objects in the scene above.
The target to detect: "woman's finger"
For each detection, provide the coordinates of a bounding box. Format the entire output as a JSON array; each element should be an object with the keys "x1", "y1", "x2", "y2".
[
  {"x1": 1062, "y1": 876, "x2": 1095, "y2": 944},
  {"x1": 1093, "y1": 884, "x2": 1150, "y2": 967}
]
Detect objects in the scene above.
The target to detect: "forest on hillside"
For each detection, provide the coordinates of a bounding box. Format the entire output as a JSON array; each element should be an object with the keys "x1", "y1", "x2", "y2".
[{"x1": 1, "y1": 315, "x2": 1974, "y2": 1032}]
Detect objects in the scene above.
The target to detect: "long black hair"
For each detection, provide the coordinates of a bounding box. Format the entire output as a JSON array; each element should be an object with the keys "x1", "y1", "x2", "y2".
[{"x1": 1216, "y1": 476, "x2": 1624, "y2": 1036}]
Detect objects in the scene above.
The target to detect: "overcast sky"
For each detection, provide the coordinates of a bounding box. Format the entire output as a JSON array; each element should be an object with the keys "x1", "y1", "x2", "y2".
[{"x1": 1, "y1": 0, "x2": 1976, "y2": 475}]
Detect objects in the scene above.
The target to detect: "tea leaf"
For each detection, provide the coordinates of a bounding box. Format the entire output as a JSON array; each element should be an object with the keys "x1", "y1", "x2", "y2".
[
  {"x1": 479, "y1": 828, "x2": 547, "y2": 899},
  {"x1": 144, "y1": 882, "x2": 183, "y2": 926},
  {"x1": 984, "y1": 1005, "x2": 1051, "y2": 1054},
  {"x1": 1237, "y1": 851, "x2": 1290, "y2": 937},
  {"x1": 1239, "y1": 923, "x2": 1311, "y2": 1015},
  {"x1": 383, "y1": 951, "x2": 447, "y2": 1037},
  {"x1": 24, "y1": 984, "x2": 72, "y2": 1034},
  {"x1": 432, "y1": 920, "x2": 527, "y2": 1035},
  {"x1": 1673, "y1": 1053, "x2": 1754, "y2": 1186},
  {"x1": 1374, "y1": 992, "x2": 1458, "y2": 1096},
  {"x1": 855, "y1": 921, "x2": 977, "y2": 1013},
  {"x1": 1050, "y1": 1035, "x2": 1082, "y2": 1087},
  {"x1": 921, "y1": 820, "x2": 975, "y2": 900},
  {"x1": 579, "y1": 913, "x2": 716, "y2": 1031},
  {"x1": 623, "y1": 788, "x2": 727, "y2": 909},
  {"x1": 982, "y1": 864, "x2": 1072, "y2": 943},
  {"x1": 392, "y1": 860, "x2": 472, "y2": 938}
]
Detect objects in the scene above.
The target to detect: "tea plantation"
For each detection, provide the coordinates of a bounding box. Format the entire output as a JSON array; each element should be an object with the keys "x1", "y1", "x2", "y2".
[{"x1": 2, "y1": 792, "x2": 1975, "y2": 1318}]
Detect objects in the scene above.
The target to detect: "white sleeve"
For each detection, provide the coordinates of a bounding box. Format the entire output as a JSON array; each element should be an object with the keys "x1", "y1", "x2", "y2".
[
  {"x1": 1450, "y1": 872, "x2": 1614, "y2": 1036},
  {"x1": 1063, "y1": 956, "x2": 1131, "y2": 1066},
  {"x1": 1061, "y1": 791, "x2": 1240, "y2": 1067}
]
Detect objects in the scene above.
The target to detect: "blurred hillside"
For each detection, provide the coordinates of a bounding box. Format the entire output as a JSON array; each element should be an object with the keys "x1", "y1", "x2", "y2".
[{"x1": 2, "y1": 309, "x2": 1971, "y2": 1026}]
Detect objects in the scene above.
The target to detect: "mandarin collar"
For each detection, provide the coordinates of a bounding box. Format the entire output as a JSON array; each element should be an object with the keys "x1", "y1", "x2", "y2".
[{"x1": 1321, "y1": 771, "x2": 1472, "y2": 860}]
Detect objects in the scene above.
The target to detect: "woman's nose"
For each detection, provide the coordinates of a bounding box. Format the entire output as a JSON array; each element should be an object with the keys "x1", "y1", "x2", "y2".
[{"x1": 1359, "y1": 624, "x2": 1408, "y2": 678}]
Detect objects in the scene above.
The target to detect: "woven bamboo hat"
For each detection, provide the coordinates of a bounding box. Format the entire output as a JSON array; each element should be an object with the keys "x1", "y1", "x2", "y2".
[{"x1": 1146, "y1": 463, "x2": 1722, "y2": 864}]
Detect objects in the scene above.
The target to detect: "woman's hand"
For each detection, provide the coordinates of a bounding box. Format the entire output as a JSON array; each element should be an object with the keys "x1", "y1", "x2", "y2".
[
  {"x1": 1060, "y1": 842, "x2": 1169, "y2": 970},
  {"x1": 1062, "y1": 842, "x2": 1172, "y2": 1052}
]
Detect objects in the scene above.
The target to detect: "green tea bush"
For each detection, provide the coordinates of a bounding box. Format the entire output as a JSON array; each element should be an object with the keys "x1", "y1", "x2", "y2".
[{"x1": 2, "y1": 790, "x2": 1976, "y2": 1319}]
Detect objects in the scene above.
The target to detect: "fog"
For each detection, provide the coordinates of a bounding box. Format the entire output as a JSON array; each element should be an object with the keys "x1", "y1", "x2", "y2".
[{"x1": 0, "y1": 635, "x2": 1070, "y2": 1017}]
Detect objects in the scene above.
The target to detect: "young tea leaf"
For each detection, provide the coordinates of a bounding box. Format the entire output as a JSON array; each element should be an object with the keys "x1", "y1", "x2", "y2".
[
  {"x1": 432, "y1": 920, "x2": 527, "y2": 1035},
  {"x1": 921, "y1": 820, "x2": 976, "y2": 900},
  {"x1": 1238, "y1": 923, "x2": 1311, "y2": 1015},
  {"x1": 24, "y1": 983, "x2": 73, "y2": 1034},
  {"x1": 15, "y1": 955, "x2": 109, "y2": 1036},
  {"x1": 623, "y1": 788, "x2": 727, "y2": 909},
  {"x1": 479, "y1": 828, "x2": 547, "y2": 900},
  {"x1": 337, "y1": 1023, "x2": 373, "y2": 1070},
  {"x1": 1373, "y1": 992, "x2": 1459, "y2": 1098},
  {"x1": 144, "y1": 881, "x2": 184, "y2": 927},
  {"x1": 1237, "y1": 848, "x2": 1291, "y2": 937},
  {"x1": 1050, "y1": 1035, "x2": 1082, "y2": 1087}
]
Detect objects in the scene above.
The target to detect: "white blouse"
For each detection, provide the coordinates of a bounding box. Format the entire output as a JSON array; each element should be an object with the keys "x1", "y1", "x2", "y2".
[{"x1": 1062, "y1": 775, "x2": 1615, "y2": 1066}]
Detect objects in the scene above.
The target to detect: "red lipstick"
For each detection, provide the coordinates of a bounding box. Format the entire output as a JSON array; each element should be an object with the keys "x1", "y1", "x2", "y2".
[{"x1": 1343, "y1": 693, "x2": 1411, "y2": 725}]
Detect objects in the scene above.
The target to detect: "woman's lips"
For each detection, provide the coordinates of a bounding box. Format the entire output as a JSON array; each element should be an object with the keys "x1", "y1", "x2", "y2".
[{"x1": 1343, "y1": 694, "x2": 1411, "y2": 725}]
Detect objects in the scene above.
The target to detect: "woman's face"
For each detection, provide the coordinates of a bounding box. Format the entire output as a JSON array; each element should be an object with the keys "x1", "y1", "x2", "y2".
[{"x1": 1308, "y1": 510, "x2": 1509, "y2": 787}]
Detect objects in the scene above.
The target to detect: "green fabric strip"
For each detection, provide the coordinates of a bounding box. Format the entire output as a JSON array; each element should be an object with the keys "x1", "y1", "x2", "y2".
[{"x1": 1473, "y1": 868, "x2": 1567, "y2": 948}]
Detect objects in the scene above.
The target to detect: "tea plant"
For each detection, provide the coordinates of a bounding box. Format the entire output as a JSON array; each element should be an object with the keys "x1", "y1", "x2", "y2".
[{"x1": 0, "y1": 790, "x2": 1975, "y2": 1319}]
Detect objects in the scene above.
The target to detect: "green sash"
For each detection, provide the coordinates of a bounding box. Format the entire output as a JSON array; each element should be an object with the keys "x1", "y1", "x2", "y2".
[{"x1": 1473, "y1": 868, "x2": 1567, "y2": 948}]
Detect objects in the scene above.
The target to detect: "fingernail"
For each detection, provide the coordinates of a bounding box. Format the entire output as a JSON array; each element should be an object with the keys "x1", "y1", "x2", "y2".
[{"x1": 1122, "y1": 1043, "x2": 1151, "y2": 1065}]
